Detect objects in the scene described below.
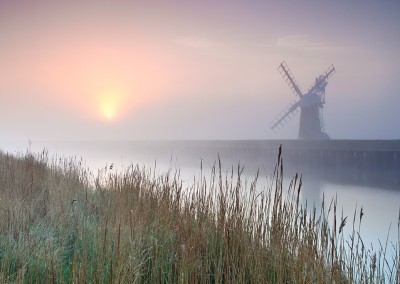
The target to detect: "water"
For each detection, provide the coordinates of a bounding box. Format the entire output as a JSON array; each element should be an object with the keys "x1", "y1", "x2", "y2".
[{"x1": 2, "y1": 140, "x2": 399, "y2": 265}]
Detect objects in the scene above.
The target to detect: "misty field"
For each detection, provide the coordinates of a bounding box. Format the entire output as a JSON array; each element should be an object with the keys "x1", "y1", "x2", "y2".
[{"x1": 0, "y1": 148, "x2": 398, "y2": 283}]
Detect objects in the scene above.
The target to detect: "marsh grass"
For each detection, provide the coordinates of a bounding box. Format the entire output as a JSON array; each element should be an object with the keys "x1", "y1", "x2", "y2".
[{"x1": 0, "y1": 146, "x2": 398, "y2": 283}]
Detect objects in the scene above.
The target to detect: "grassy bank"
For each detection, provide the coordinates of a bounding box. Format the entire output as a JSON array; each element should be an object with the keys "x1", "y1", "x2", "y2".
[{"x1": 0, "y1": 148, "x2": 398, "y2": 283}]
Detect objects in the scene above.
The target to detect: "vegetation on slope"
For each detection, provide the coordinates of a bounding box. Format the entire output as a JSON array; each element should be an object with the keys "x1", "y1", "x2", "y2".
[{"x1": 0, "y1": 148, "x2": 398, "y2": 283}]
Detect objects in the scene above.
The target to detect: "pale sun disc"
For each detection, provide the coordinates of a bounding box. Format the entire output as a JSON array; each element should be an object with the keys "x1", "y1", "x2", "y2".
[{"x1": 98, "y1": 90, "x2": 122, "y2": 120}]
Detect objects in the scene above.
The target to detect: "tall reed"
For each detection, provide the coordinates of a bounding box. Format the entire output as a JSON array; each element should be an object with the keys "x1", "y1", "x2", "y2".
[{"x1": 0, "y1": 147, "x2": 398, "y2": 283}]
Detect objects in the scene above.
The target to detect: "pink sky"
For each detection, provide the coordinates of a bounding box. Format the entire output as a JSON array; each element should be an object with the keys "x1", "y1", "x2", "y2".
[{"x1": 1, "y1": 1, "x2": 399, "y2": 140}]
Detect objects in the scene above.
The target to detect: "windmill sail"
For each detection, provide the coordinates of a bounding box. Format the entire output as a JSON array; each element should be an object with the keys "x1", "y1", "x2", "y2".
[
  {"x1": 306, "y1": 64, "x2": 335, "y2": 102},
  {"x1": 278, "y1": 61, "x2": 303, "y2": 98},
  {"x1": 270, "y1": 99, "x2": 301, "y2": 131}
]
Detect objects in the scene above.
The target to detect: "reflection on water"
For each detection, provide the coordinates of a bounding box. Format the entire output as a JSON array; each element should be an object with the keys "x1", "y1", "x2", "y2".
[{"x1": 1, "y1": 140, "x2": 399, "y2": 262}]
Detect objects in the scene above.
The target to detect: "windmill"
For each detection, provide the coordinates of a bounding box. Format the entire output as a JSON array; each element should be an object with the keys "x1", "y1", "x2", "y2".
[{"x1": 270, "y1": 61, "x2": 335, "y2": 140}]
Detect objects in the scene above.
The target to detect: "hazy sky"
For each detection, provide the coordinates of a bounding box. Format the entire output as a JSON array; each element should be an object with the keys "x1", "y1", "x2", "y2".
[{"x1": 1, "y1": 0, "x2": 399, "y2": 140}]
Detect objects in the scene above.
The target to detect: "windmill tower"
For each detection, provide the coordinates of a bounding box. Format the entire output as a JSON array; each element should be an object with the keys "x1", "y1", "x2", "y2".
[{"x1": 270, "y1": 61, "x2": 335, "y2": 140}]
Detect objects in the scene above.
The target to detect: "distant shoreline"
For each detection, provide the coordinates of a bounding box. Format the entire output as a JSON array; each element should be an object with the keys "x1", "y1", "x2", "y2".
[{"x1": 6, "y1": 139, "x2": 399, "y2": 151}]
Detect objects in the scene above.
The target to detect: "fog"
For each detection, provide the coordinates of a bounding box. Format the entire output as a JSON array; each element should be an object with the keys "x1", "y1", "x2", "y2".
[{"x1": 1, "y1": 1, "x2": 399, "y2": 141}]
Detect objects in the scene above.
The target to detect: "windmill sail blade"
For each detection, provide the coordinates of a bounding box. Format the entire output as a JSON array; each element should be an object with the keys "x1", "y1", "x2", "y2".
[
  {"x1": 270, "y1": 99, "x2": 301, "y2": 131},
  {"x1": 278, "y1": 61, "x2": 303, "y2": 98},
  {"x1": 306, "y1": 64, "x2": 335, "y2": 99}
]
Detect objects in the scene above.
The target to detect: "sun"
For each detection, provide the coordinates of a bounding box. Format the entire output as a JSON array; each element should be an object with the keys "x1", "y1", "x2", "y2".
[{"x1": 98, "y1": 89, "x2": 122, "y2": 120}]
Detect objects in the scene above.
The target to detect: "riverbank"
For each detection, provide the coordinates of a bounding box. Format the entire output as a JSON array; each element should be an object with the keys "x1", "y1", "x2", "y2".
[{"x1": 0, "y1": 149, "x2": 398, "y2": 282}]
